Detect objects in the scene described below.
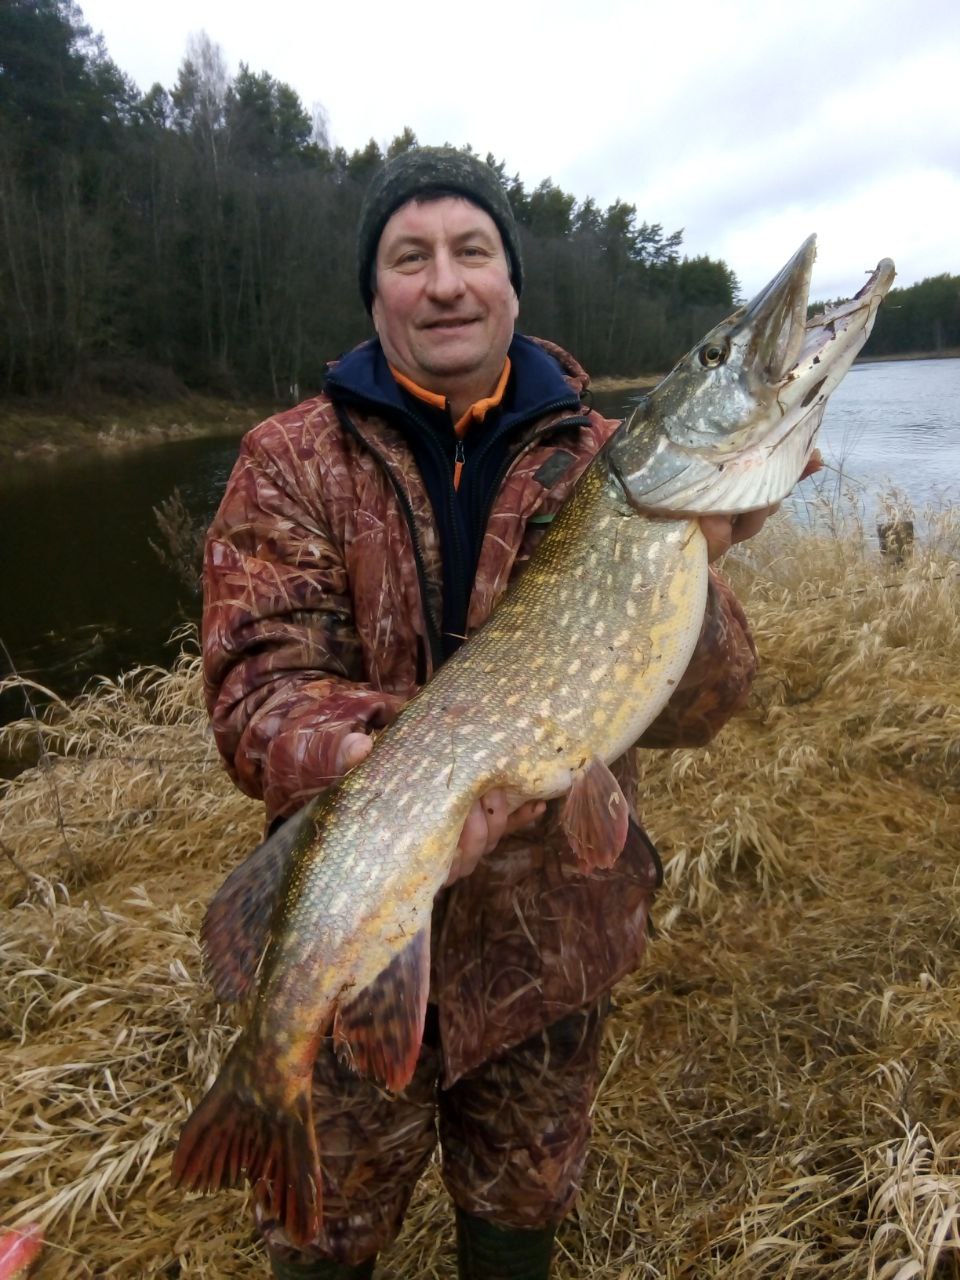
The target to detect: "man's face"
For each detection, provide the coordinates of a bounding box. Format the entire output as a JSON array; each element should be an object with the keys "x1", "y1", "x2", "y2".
[{"x1": 371, "y1": 196, "x2": 519, "y2": 397}]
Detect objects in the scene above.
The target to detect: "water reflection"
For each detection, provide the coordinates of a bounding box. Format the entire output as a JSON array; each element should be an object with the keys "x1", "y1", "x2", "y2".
[{"x1": 2, "y1": 433, "x2": 245, "y2": 720}]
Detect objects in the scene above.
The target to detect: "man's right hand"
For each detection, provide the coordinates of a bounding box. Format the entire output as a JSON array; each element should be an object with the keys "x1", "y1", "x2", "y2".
[
  {"x1": 335, "y1": 731, "x2": 375, "y2": 776},
  {"x1": 446, "y1": 791, "x2": 546, "y2": 886}
]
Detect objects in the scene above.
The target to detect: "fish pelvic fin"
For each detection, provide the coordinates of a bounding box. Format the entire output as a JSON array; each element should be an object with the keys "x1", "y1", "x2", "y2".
[
  {"x1": 172, "y1": 1036, "x2": 322, "y2": 1248},
  {"x1": 561, "y1": 757, "x2": 630, "y2": 873},
  {"x1": 202, "y1": 802, "x2": 318, "y2": 1003},
  {"x1": 624, "y1": 815, "x2": 664, "y2": 891},
  {"x1": 332, "y1": 925, "x2": 431, "y2": 1093}
]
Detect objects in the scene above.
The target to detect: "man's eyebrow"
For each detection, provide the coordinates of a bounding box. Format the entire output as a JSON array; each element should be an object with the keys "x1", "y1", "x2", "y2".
[
  {"x1": 384, "y1": 226, "x2": 500, "y2": 252},
  {"x1": 383, "y1": 233, "x2": 430, "y2": 251}
]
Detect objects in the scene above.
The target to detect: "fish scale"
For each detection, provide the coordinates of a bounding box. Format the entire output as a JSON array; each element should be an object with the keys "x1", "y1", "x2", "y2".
[{"x1": 173, "y1": 235, "x2": 895, "y2": 1246}]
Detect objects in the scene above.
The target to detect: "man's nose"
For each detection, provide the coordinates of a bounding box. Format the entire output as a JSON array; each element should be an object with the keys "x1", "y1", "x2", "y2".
[{"x1": 426, "y1": 249, "x2": 466, "y2": 301}]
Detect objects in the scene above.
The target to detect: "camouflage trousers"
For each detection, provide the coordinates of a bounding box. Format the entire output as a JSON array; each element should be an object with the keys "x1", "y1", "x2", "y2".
[{"x1": 259, "y1": 999, "x2": 607, "y2": 1268}]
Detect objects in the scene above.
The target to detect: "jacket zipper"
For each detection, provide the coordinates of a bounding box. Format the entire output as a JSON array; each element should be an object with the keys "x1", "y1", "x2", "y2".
[
  {"x1": 339, "y1": 395, "x2": 474, "y2": 662},
  {"x1": 441, "y1": 439, "x2": 469, "y2": 650},
  {"x1": 336, "y1": 397, "x2": 594, "y2": 671},
  {"x1": 453, "y1": 438, "x2": 466, "y2": 490},
  {"x1": 442, "y1": 402, "x2": 588, "y2": 647},
  {"x1": 334, "y1": 405, "x2": 444, "y2": 673}
]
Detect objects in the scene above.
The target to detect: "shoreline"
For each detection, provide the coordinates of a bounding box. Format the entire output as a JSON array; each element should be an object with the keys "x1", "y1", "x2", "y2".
[
  {"x1": 855, "y1": 346, "x2": 960, "y2": 364},
  {"x1": 588, "y1": 374, "x2": 662, "y2": 393},
  {"x1": 0, "y1": 394, "x2": 273, "y2": 463},
  {"x1": 2, "y1": 347, "x2": 956, "y2": 460},
  {"x1": 591, "y1": 348, "x2": 960, "y2": 394}
]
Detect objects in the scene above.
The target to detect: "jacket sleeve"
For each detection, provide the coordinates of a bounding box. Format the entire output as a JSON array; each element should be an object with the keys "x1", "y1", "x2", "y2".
[
  {"x1": 201, "y1": 429, "x2": 406, "y2": 822},
  {"x1": 637, "y1": 569, "x2": 757, "y2": 749}
]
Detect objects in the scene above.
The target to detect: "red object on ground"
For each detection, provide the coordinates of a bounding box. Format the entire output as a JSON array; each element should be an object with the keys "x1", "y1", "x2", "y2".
[{"x1": 0, "y1": 1224, "x2": 43, "y2": 1280}]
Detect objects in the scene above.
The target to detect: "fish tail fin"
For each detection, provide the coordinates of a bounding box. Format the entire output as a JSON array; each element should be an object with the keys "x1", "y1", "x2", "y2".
[{"x1": 172, "y1": 1038, "x2": 322, "y2": 1247}]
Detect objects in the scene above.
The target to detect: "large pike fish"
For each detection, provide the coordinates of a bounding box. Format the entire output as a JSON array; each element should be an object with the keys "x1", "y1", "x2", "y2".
[{"x1": 173, "y1": 236, "x2": 894, "y2": 1242}]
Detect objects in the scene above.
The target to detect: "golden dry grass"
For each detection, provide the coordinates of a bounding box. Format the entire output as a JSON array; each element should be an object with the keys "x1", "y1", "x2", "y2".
[{"x1": 1, "y1": 506, "x2": 958, "y2": 1278}]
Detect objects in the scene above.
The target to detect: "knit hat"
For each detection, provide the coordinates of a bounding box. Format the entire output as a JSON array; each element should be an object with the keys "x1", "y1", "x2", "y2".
[{"x1": 357, "y1": 146, "x2": 523, "y2": 313}]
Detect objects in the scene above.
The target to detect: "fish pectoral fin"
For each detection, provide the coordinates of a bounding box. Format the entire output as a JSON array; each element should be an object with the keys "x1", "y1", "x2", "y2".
[
  {"x1": 560, "y1": 757, "x2": 630, "y2": 873},
  {"x1": 332, "y1": 925, "x2": 431, "y2": 1094},
  {"x1": 202, "y1": 801, "x2": 319, "y2": 1003}
]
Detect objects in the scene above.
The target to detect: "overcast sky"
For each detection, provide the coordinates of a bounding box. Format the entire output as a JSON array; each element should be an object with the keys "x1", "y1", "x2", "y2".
[{"x1": 79, "y1": 0, "x2": 959, "y2": 303}]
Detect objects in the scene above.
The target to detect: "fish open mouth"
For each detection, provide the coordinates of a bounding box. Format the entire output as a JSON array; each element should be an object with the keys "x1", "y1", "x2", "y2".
[
  {"x1": 611, "y1": 240, "x2": 896, "y2": 516},
  {"x1": 743, "y1": 235, "x2": 816, "y2": 384}
]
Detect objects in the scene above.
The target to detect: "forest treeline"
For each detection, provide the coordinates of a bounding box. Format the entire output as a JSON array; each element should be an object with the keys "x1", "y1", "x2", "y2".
[
  {"x1": 854, "y1": 274, "x2": 960, "y2": 357},
  {"x1": 0, "y1": 0, "x2": 739, "y2": 400},
  {"x1": 1, "y1": 1, "x2": 956, "y2": 405}
]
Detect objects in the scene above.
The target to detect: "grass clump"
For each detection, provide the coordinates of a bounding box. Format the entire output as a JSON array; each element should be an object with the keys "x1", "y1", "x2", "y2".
[{"x1": 0, "y1": 507, "x2": 958, "y2": 1278}]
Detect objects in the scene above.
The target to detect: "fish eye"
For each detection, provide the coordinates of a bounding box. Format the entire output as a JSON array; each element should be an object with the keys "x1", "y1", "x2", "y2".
[{"x1": 698, "y1": 341, "x2": 728, "y2": 368}]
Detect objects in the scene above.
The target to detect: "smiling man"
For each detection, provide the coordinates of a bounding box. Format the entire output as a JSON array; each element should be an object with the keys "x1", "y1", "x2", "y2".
[
  {"x1": 201, "y1": 147, "x2": 764, "y2": 1279},
  {"x1": 370, "y1": 197, "x2": 519, "y2": 416}
]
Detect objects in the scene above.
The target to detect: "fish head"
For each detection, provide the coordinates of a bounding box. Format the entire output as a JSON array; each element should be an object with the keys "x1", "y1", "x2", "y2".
[{"x1": 609, "y1": 235, "x2": 896, "y2": 515}]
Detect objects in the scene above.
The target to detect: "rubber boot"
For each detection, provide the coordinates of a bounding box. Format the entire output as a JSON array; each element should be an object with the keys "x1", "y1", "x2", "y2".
[
  {"x1": 268, "y1": 1250, "x2": 376, "y2": 1279},
  {"x1": 455, "y1": 1208, "x2": 556, "y2": 1280}
]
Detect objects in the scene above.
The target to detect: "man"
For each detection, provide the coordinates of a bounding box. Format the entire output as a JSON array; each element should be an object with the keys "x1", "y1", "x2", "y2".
[{"x1": 202, "y1": 147, "x2": 764, "y2": 1279}]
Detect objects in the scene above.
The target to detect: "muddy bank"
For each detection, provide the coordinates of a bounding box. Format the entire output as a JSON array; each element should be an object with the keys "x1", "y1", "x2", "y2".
[
  {"x1": 589, "y1": 349, "x2": 960, "y2": 396},
  {"x1": 0, "y1": 395, "x2": 275, "y2": 461},
  {"x1": 857, "y1": 346, "x2": 960, "y2": 364},
  {"x1": 588, "y1": 373, "x2": 662, "y2": 393}
]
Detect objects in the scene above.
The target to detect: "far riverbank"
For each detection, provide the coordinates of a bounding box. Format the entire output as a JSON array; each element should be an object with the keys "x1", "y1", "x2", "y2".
[
  {"x1": 2, "y1": 346, "x2": 957, "y2": 459},
  {"x1": 589, "y1": 347, "x2": 960, "y2": 395},
  {"x1": 0, "y1": 394, "x2": 273, "y2": 462}
]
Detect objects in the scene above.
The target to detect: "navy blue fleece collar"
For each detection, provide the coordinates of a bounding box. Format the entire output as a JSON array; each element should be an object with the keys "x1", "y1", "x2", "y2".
[{"x1": 324, "y1": 333, "x2": 580, "y2": 427}]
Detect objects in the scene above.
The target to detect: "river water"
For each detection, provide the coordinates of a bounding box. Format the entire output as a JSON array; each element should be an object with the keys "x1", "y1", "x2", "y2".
[{"x1": 1, "y1": 358, "x2": 957, "y2": 725}]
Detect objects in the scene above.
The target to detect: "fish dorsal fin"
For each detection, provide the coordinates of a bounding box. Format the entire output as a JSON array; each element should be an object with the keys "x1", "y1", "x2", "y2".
[
  {"x1": 560, "y1": 757, "x2": 630, "y2": 872},
  {"x1": 332, "y1": 925, "x2": 431, "y2": 1093},
  {"x1": 201, "y1": 802, "x2": 318, "y2": 1003}
]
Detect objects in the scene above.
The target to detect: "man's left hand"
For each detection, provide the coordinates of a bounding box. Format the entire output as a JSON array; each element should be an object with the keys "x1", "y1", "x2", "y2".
[
  {"x1": 700, "y1": 505, "x2": 779, "y2": 562},
  {"x1": 699, "y1": 450, "x2": 823, "y2": 562}
]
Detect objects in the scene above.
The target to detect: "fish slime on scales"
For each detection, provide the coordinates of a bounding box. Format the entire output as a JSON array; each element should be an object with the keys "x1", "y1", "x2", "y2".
[{"x1": 172, "y1": 236, "x2": 895, "y2": 1246}]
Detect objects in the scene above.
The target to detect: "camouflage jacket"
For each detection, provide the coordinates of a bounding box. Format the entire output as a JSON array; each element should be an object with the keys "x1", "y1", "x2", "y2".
[{"x1": 202, "y1": 336, "x2": 757, "y2": 1082}]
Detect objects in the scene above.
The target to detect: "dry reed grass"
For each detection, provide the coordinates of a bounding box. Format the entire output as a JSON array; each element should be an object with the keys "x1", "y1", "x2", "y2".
[{"x1": 1, "y1": 505, "x2": 958, "y2": 1278}]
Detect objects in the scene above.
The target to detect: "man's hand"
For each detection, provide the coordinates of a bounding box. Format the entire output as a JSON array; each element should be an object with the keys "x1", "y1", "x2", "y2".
[
  {"x1": 446, "y1": 790, "x2": 546, "y2": 886},
  {"x1": 335, "y1": 735, "x2": 545, "y2": 887},
  {"x1": 699, "y1": 450, "x2": 823, "y2": 562},
  {"x1": 700, "y1": 505, "x2": 779, "y2": 562},
  {"x1": 335, "y1": 731, "x2": 376, "y2": 775}
]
